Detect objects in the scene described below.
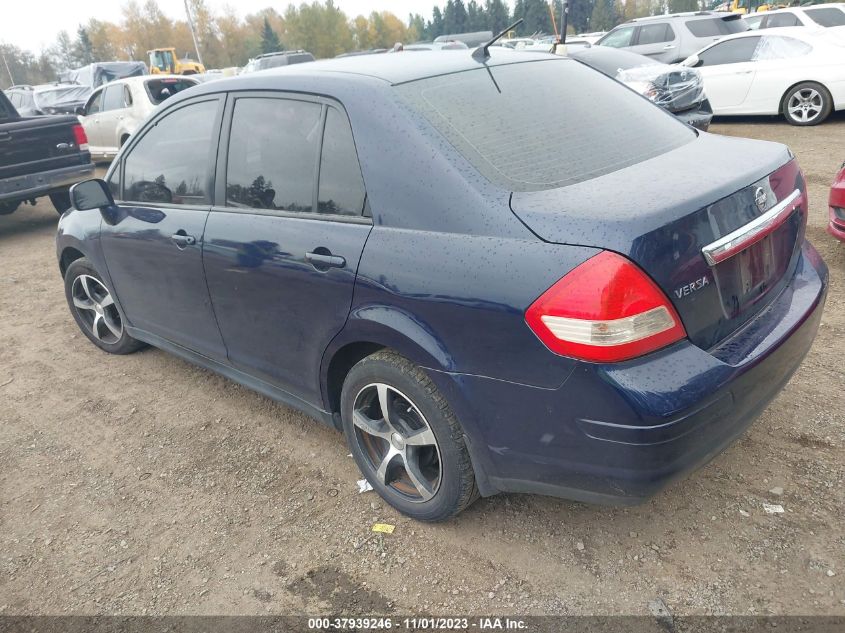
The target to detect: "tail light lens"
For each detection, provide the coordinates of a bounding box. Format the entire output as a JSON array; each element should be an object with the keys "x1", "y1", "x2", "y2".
[
  {"x1": 525, "y1": 251, "x2": 686, "y2": 363},
  {"x1": 72, "y1": 124, "x2": 89, "y2": 151}
]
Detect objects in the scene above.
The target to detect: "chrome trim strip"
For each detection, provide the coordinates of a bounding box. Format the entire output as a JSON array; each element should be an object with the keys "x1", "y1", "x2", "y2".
[{"x1": 701, "y1": 188, "x2": 801, "y2": 267}]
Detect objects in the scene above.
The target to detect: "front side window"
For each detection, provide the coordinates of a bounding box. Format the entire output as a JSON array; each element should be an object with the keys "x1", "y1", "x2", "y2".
[
  {"x1": 123, "y1": 99, "x2": 219, "y2": 205},
  {"x1": 225, "y1": 97, "x2": 322, "y2": 212},
  {"x1": 637, "y1": 23, "x2": 674, "y2": 45},
  {"x1": 805, "y1": 7, "x2": 845, "y2": 27},
  {"x1": 318, "y1": 107, "x2": 366, "y2": 216},
  {"x1": 107, "y1": 161, "x2": 121, "y2": 198},
  {"x1": 697, "y1": 37, "x2": 761, "y2": 65},
  {"x1": 86, "y1": 90, "x2": 104, "y2": 115},
  {"x1": 600, "y1": 26, "x2": 635, "y2": 48}
]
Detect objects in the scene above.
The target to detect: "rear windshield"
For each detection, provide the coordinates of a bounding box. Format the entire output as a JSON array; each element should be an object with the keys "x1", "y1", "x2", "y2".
[
  {"x1": 686, "y1": 16, "x2": 748, "y2": 37},
  {"x1": 145, "y1": 78, "x2": 197, "y2": 105},
  {"x1": 395, "y1": 59, "x2": 693, "y2": 192},
  {"x1": 258, "y1": 53, "x2": 314, "y2": 70},
  {"x1": 805, "y1": 7, "x2": 845, "y2": 27}
]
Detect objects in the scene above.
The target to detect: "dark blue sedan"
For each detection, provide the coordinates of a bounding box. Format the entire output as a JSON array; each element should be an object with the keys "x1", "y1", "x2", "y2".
[{"x1": 57, "y1": 49, "x2": 828, "y2": 521}]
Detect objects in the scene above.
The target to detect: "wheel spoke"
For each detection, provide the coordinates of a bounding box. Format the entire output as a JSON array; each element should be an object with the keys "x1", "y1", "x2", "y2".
[
  {"x1": 91, "y1": 314, "x2": 103, "y2": 340},
  {"x1": 80, "y1": 276, "x2": 95, "y2": 302},
  {"x1": 100, "y1": 294, "x2": 114, "y2": 308},
  {"x1": 402, "y1": 450, "x2": 435, "y2": 501},
  {"x1": 376, "y1": 383, "x2": 394, "y2": 429},
  {"x1": 404, "y1": 427, "x2": 437, "y2": 447},
  {"x1": 73, "y1": 295, "x2": 95, "y2": 311},
  {"x1": 374, "y1": 447, "x2": 400, "y2": 485},
  {"x1": 352, "y1": 409, "x2": 391, "y2": 440},
  {"x1": 102, "y1": 313, "x2": 122, "y2": 338}
]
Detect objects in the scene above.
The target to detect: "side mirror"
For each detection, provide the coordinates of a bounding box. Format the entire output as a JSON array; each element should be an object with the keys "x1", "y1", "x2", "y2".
[
  {"x1": 75, "y1": 106, "x2": 85, "y2": 116},
  {"x1": 70, "y1": 179, "x2": 115, "y2": 211},
  {"x1": 682, "y1": 54, "x2": 701, "y2": 68}
]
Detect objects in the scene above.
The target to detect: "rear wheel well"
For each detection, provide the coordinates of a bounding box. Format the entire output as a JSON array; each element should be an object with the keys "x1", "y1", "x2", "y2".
[
  {"x1": 59, "y1": 247, "x2": 85, "y2": 277},
  {"x1": 780, "y1": 80, "x2": 832, "y2": 113},
  {"x1": 326, "y1": 342, "x2": 385, "y2": 414}
]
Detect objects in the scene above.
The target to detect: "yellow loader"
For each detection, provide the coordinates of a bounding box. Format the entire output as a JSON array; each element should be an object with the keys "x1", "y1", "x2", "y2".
[{"x1": 147, "y1": 48, "x2": 205, "y2": 75}]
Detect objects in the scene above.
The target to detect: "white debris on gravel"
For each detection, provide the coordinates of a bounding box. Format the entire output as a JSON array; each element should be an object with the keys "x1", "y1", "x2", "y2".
[
  {"x1": 357, "y1": 479, "x2": 373, "y2": 494},
  {"x1": 763, "y1": 503, "x2": 785, "y2": 514}
]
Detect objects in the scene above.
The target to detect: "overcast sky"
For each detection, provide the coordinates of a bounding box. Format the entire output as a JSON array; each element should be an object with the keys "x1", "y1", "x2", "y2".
[{"x1": 2, "y1": 1, "x2": 488, "y2": 53}]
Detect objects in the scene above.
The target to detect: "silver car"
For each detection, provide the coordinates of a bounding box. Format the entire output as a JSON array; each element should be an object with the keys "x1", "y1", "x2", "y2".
[{"x1": 597, "y1": 11, "x2": 748, "y2": 64}]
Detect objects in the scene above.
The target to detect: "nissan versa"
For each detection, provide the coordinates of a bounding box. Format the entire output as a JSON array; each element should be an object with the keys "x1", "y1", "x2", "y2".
[{"x1": 57, "y1": 49, "x2": 828, "y2": 522}]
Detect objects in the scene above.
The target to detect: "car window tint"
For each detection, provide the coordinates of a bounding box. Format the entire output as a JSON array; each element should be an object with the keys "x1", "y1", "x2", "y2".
[
  {"x1": 697, "y1": 37, "x2": 761, "y2": 65},
  {"x1": 638, "y1": 23, "x2": 673, "y2": 45},
  {"x1": 397, "y1": 59, "x2": 693, "y2": 192},
  {"x1": 102, "y1": 85, "x2": 125, "y2": 111},
  {"x1": 226, "y1": 97, "x2": 322, "y2": 212},
  {"x1": 765, "y1": 13, "x2": 801, "y2": 28},
  {"x1": 686, "y1": 17, "x2": 747, "y2": 37},
  {"x1": 144, "y1": 78, "x2": 197, "y2": 105},
  {"x1": 744, "y1": 15, "x2": 764, "y2": 30},
  {"x1": 124, "y1": 99, "x2": 218, "y2": 205},
  {"x1": 86, "y1": 90, "x2": 103, "y2": 114},
  {"x1": 805, "y1": 7, "x2": 845, "y2": 27},
  {"x1": 600, "y1": 26, "x2": 635, "y2": 48},
  {"x1": 753, "y1": 35, "x2": 812, "y2": 60},
  {"x1": 107, "y1": 161, "x2": 121, "y2": 199},
  {"x1": 318, "y1": 107, "x2": 366, "y2": 216},
  {"x1": 0, "y1": 96, "x2": 9, "y2": 119}
]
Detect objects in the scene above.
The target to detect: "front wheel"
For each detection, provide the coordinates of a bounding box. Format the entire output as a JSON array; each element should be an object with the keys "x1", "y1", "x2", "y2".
[
  {"x1": 64, "y1": 258, "x2": 145, "y2": 355},
  {"x1": 782, "y1": 82, "x2": 832, "y2": 126},
  {"x1": 341, "y1": 351, "x2": 478, "y2": 522},
  {"x1": 0, "y1": 201, "x2": 20, "y2": 215}
]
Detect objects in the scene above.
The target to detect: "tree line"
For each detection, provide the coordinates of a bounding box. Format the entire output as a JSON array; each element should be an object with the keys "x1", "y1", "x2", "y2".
[{"x1": 1, "y1": 0, "x2": 709, "y2": 90}]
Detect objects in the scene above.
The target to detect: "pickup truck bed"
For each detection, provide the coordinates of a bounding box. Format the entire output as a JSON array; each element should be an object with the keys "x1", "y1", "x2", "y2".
[{"x1": 0, "y1": 90, "x2": 93, "y2": 215}]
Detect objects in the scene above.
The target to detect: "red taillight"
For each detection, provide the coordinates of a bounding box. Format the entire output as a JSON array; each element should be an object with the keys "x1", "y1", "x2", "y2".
[
  {"x1": 525, "y1": 251, "x2": 687, "y2": 363},
  {"x1": 72, "y1": 124, "x2": 89, "y2": 150}
]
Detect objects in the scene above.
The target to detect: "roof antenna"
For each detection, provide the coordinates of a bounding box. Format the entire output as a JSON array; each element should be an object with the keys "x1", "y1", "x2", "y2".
[{"x1": 472, "y1": 18, "x2": 524, "y2": 62}]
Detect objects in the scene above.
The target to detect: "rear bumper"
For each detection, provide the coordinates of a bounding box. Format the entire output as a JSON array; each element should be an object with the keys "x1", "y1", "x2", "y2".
[
  {"x1": 432, "y1": 241, "x2": 827, "y2": 504},
  {"x1": 671, "y1": 99, "x2": 713, "y2": 132},
  {"x1": 0, "y1": 161, "x2": 94, "y2": 203}
]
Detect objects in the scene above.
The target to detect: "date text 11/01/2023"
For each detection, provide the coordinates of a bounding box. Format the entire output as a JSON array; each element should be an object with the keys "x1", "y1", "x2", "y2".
[{"x1": 307, "y1": 617, "x2": 528, "y2": 630}]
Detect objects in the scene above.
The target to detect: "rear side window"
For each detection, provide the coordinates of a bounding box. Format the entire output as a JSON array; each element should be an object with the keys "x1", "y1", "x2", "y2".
[
  {"x1": 318, "y1": 107, "x2": 366, "y2": 216},
  {"x1": 124, "y1": 99, "x2": 219, "y2": 205},
  {"x1": 225, "y1": 97, "x2": 322, "y2": 212},
  {"x1": 765, "y1": 13, "x2": 801, "y2": 28},
  {"x1": 744, "y1": 15, "x2": 764, "y2": 30},
  {"x1": 805, "y1": 7, "x2": 845, "y2": 27},
  {"x1": 145, "y1": 78, "x2": 197, "y2": 105},
  {"x1": 754, "y1": 36, "x2": 812, "y2": 60},
  {"x1": 396, "y1": 59, "x2": 693, "y2": 192},
  {"x1": 697, "y1": 37, "x2": 761, "y2": 65},
  {"x1": 102, "y1": 85, "x2": 125, "y2": 111},
  {"x1": 637, "y1": 23, "x2": 675, "y2": 45},
  {"x1": 686, "y1": 17, "x2": 747, "y2": 37},
  {"x1": 600, "y1": 26, "x2": 635, "y2": 48}
]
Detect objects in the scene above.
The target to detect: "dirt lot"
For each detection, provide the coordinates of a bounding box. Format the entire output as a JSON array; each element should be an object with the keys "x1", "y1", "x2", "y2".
[{"x1": 1, "y1": 115, "x2": 843, "y2": 619}]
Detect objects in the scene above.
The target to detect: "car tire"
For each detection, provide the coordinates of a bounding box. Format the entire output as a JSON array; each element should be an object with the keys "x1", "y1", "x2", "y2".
[
  {"x1": 64, "y1": 258, "x2": 145, "y2": 355},
  {"x1": 782, "y1": 82, "x2": 832, "y2": 126},
  {"x1": 341, "y1": 350, "x2": 478, "y2": 522},
  {"x1": 50, "y1": 191, "x2": 72, "y2": 215},
  {"x1": 0, "y1": 201, "x2": 20, "y2": 215}
]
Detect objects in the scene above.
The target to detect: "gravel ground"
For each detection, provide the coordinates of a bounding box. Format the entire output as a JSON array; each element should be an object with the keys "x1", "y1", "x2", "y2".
[{"x1": 0, "y1": 114, "x2": 843, "y2": 618}]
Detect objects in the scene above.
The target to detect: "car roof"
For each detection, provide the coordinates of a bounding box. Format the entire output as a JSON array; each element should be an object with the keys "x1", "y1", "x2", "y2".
[
  {"x1": 92, "y1": 74, "x2": 194, "y2": 91},
  {"x1": 705, "y1": 25, "x2": 826, "y2": 43},
  {"x1": 203, "y1": 48, "x2": 564, "y2": 88},
  {"x1": 628, "y1": 10, "x2": 728, "y2": 22}
]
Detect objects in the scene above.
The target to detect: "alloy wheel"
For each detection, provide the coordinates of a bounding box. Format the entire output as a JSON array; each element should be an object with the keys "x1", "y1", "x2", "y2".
[
  {"x1": 70, "y1": 275, "x2": 123, "y2": 344},
  {"x1": 787, "y1": 88, "x2": 823, "y2": 124},
  {"x1": 352, "y1": 383, "x2": 442, "y2": 502}
]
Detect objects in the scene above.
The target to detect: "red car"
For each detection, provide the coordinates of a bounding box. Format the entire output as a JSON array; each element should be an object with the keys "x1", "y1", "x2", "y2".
[{"x1": 830, "y1": 161, "x2": 845, "y2": 241}]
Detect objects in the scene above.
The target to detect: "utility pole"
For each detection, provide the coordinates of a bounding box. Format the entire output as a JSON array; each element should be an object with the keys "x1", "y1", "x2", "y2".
[
  {"x1": 0, "y1": 43, "x2": 15, "y2": 87},
  {"x1": 183, "y1": 0, "x2": 204, "y2": 66}
]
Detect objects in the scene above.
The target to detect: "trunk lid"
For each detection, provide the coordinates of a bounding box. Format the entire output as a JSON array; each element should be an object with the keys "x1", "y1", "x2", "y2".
[
  {"x1": 0, "y1": 115, "x2": 89, "y2": 180},
  {"x1": 510, "y1": 133, "x2": 806, "y2": 351}
]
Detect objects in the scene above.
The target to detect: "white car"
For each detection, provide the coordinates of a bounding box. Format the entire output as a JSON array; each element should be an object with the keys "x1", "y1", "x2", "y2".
[
  {"x1": 79, "y1": 75, "x2": 199, "y2": 161},
  {"x1": 683, "y1": 28, "x2": 845, "y2": 125},
  {"x1": 744, "y1": 4, "x2": 845, "y2": 38}
]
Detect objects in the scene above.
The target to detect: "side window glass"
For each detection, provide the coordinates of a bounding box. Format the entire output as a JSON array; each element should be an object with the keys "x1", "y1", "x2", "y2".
[
  {"x1": 86, "y1": 90, "x2": 103, "y2": 115},
  {"x1": 753, "y1": 36, "x2": 812, "y2": 61},
  {"x1": 765, "y1": 13, "x2": 801, "y2": 28},
  {"x1": 318, "y1": 107, "x2": 366, "y2": 216},
  {"x1": 600, "y1": 26, "x2": 635, "y2": 48},
  {"x1": 745, "y1": 16, "x2": 764, "y2": 30},
  {"x1": 226, "y1": 98, "x2": 322, "y2": 212},
  {"x1": 124, "y1": 86, "x2": 133, "y2": 108},
  {"x1": 124, "y1": 99, "x2": 218, "y2": 205},
  {"x1": 102, "y1": 85, "x2": 124, "y2": 112},
  {"x1": 637, "y1": 23, "x2": 672, "y2": 45},
  {"x1": 107, "y1": 161, "x2": 121, "y2": 199},
  {"x1": 698, "y1": 37, "x2": 761, "y2": 65}
]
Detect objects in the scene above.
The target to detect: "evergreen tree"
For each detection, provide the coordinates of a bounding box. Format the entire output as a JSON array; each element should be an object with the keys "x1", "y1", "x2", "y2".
[
  {"x1": 485, "y1": 0, "x2": 511, "y2": 32},
  {"x1": 568, "y1": 0, "x2": 597, "y2": 34},
  {"x1": 589, "y1": 0, "x2": 618, "y2": 31},
  {"x1": 430, "y1": 6, "x2": 445, "y2": 38},
  {"x1": 409, "y1": 13, "x2": 427, "y2": 41},
  {"x1": 467, "y1": 1, "x2": 486, "y2": 30},
  {"x1": 443, "y1": 0, "x2": 468, "y2": 34},
  {"x1": 260, "y1": 16, "x2": 281, "y2": 54},
  {"x1": 73, "y1": 26, "x2": 96, "y2": 65}
]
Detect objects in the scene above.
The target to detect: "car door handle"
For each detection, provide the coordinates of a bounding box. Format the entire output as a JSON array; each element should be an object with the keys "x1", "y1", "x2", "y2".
[
  {"x1": 171, "y1": 232, "x2": 197, "y2": 247},
  {"x1": 662, "y1": 44, "x2": 676, "y2": 49},
  {"x1": 738, "y1": 70, "x2": 753, "y2": 75},
  {"x1": 305, "y1": 251, "x2": 346, "y2": 270},
  {"x1": 0, "y1": 132, "x2": 10, "y2": 142}
]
